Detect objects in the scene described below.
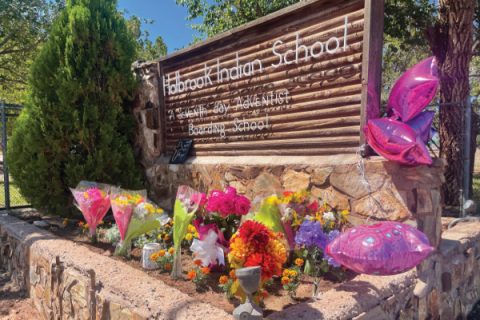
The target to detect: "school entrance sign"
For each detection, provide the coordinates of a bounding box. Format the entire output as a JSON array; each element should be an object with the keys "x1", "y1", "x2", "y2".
[{"x1": 140, "y1": 0, "x2": 384, "y2": 157}]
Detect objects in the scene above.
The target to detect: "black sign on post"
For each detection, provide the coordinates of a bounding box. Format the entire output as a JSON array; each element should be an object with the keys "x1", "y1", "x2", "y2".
[{"x1": 169, "y1": 139, "x2": 193, "y2": 164}]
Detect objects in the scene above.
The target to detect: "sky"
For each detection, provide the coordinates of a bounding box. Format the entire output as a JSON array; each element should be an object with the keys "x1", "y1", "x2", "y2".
[{"x1": 117, "y1": 0, "x2": 201, "y2": 53}]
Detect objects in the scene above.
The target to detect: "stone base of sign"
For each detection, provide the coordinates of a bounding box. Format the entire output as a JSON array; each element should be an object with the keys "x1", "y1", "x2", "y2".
[
  {"x1": 1, "y1": 214, "x2": 479, "y2": 320},
  {"x1": 145, "y1": 156, "x2": 445, "y2": 247}
]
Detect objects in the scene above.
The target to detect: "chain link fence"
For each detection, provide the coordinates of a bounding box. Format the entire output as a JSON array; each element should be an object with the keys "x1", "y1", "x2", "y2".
[{"x1": 0, "y1": 102, "x2": 29, "y2": 209}]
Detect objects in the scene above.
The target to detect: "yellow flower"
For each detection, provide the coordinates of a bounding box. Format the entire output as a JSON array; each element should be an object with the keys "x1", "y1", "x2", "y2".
[
  {"x1": 187, "y1": 224, "x2": 196, "y2": 233},
  {"x1": 157, "y1": 234, "x2": 163, "y2": 240},
  {"x1": 281, "y1": 276, "x2": 290, "y2": 285},
  {"x1": 168, "y1": 247, "x2": 175, "y2": 255},
  {"x1": 294, "y1": 258, "x2": 304, "y2": 267},
  {"x1": 265, "y1": 195, "x2": 280, "y2": 206},
  {"x1": 339, "y1": 209, "x2": 349, "y2": 223},
  {"x1": 289, "y1": 270, "x2": 298, "y2": 277},
  {"x1": 194, "y1": 232, "x2": 199, "y2": 238},
  {"x1": 150, "y1": 253, "x2": 159, "y2": 261},
  {"x1": 282, "y1": 269, "x2": 290, "y2": 277},
  {"x1": 158, "y1": 250, "x2": 166, "y2": 257},
  {"x1": 185, "y1": 233, "x2": 193, "y2": 241}
]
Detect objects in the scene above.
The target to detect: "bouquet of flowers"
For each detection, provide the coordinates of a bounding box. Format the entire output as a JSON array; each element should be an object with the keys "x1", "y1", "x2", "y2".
[
  {"x1": 70, "y1": 181, "x2": 111, "y2": 241},
  {"x1": 111, "y1": 189, "x2": 167, "y2": 257},
  {"x1": 110, "y1": 188, "x2": 146, "y2": 242},
  {"x1": 171, "y1": 185, "x2": 205, "y2": 279},
  {"x1": 202, "y1": 186, "x2": 251, "y2": 243},
  {"x1": 228, "y1": 220, "x2": 287, "y2": 301},
  {"x1": 295, "y1": 219, "x2": 341, "y2": 298}
]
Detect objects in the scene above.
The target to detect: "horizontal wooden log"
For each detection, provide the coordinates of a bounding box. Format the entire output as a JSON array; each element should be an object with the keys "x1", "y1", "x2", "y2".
[
  {"x1": 168, "y1": 135, "x2": 359, "y2": 151},
  {"x1": 189, "y1": 147, "x2": 359, "y2": 156}
]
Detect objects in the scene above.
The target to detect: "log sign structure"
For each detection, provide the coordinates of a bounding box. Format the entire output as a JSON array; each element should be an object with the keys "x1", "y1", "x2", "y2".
[{"x1": 164, "y1": 17, "x2": 350, "y2": 140}]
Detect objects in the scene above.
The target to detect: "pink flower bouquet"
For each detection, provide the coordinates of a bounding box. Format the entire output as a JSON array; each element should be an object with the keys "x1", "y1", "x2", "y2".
[{"x1": 70, "y1": 181, "x2": 111, "y2": 240}]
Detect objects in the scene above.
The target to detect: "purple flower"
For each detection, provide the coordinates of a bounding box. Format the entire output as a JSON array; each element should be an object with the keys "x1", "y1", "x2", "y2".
[
  {"x1": 324, "y1": 230, "x2": 341, "y2": 267},
  {"x1": 295, "y1": 220, "x2": 327, "y2": 249}
]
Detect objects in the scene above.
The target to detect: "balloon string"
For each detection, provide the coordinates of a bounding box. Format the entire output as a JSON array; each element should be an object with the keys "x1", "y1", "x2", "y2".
[{"x1": 355, "y1": 150, "x2": 388, "y2": 223}]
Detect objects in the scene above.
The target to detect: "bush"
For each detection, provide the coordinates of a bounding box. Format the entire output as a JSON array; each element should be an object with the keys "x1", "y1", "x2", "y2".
[{"x1": 8, "y1": 0, "x2": 142, "y2": 216}]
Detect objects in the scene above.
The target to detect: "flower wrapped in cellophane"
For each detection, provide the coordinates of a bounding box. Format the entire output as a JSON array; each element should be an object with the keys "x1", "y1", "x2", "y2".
[
  {"x1": 70, "y1": 181, "x2": 111, "y2": 241},
  {"x1": 110, "y1": 188, "x2": 146, "y2": 242},
  {"x1": 110, "y1": 188, "x2": 166, "y2": 257},
  {"x1": 171, "y1": 185, "x2": 204, "y2": 279},
  {"x1": 228, "y1": 220, "x2": 287, "y2": 302}
]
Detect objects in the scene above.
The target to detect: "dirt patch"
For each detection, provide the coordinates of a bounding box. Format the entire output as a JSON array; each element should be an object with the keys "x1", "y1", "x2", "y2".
[{"x1": 0, "y1": 268, "x2": 40, "y2": 320}]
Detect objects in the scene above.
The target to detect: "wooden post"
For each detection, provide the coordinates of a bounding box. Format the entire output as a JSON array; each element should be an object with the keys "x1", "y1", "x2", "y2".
[{"x1": 359, "y1": 0, "x2": 384, "y2": 155}]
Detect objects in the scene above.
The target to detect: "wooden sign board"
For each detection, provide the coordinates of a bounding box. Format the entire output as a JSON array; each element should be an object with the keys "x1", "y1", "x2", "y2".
[{"x1": 157, "y1": 0, "x2": 384, "y2": 157}]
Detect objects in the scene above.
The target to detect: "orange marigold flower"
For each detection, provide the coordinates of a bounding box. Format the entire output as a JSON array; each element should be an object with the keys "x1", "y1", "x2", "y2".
[
  {"x1": 168, "y1": 247, "x2": 174, "y2": 255},
  {"x1": 219, "y1": 275, "x2": 229, "y2": 285},
  {"x1": 158, "y1": 250, "x2": 166, "y2": 257},
  {"x1": 187, "y1": 270, "x2": 197, "y2": 280},
  {"x1": 194, "y1": 260, "x2": 202, "y2": 266},
  {"x1": 282, "y1": 269, "x2": 290, "y2": 277},
  {"x1": 229, "y1": 270, "x2": 237, "y2": 279},
  {"x1": 165, "y1": 263, "x2": 172, "y2": 271},
  {"x1": 281, "y1": 276, "x2": 290, "y2": 285},
  {"x1": 201, "y1": 267, "x2": 211, "y2": 275},
  {"x1": 164, "y1": 235, "x2": 171, "y2": 241},
  {"x1": 294, "y1": 258, "x2": 304, "y2": 267}
]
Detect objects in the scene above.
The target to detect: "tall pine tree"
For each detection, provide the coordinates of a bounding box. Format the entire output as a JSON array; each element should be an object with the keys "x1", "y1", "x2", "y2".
[{"x1": 8, "y1": 0, "x2": 142, "y2": 216}]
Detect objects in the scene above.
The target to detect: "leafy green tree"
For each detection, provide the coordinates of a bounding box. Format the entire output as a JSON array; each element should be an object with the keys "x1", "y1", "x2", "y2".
[
  {"x1": 126, "y1": 15, "x2": 168, "y2": 60},
  {"x1": 176, "y1": 0, "x2": 299, "y2": 39},
  {"x1": 8, "y1": 0, "x2": 142, "y2": 216},
  {"x1": 0, "y1": 0, "x2": 63, "y2": 102}
]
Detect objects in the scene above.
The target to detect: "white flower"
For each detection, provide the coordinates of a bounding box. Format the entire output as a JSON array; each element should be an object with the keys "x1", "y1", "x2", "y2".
[{"x1": 323, "y1": 212, "x2": 336, "y2": 221}]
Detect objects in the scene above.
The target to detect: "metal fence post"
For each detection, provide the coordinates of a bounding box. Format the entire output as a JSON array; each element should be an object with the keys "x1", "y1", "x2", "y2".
[
  {"x1": 1, "y1": 101, "x2": 9, "y2": 210},
  {"x1": 462, "y1": 96, "x2": 472, "y2": 217}
]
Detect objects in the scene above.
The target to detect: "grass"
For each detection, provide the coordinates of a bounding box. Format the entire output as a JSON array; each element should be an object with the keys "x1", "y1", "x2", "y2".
[{"x1": 0, "y1": 182, "x2": 29, "y2": 208}]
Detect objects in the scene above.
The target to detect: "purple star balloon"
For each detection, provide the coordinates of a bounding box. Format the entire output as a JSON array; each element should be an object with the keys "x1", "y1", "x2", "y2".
[{"x1": 326, "y1": 222, "x2": 434, "y2": 275}]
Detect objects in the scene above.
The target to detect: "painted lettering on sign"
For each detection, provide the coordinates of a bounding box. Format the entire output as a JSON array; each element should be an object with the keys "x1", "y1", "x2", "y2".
[{"x1": 163, "y1": 16, "x2": 349, "y2": 97}]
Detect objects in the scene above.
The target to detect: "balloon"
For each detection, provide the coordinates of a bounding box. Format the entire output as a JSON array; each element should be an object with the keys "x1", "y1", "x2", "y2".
[
  {"x1": 406, "y1": 111, "x2": 435, "y2": 143},
  {"x1": 365, "y1": 118, "x2": 432, "y2": 166},
  {"x1": 326, "y1": 222, "x2": 434, "y2": 275},
  {"x1": 388, "y1": 57, "x2": 439, "y2": 122}
]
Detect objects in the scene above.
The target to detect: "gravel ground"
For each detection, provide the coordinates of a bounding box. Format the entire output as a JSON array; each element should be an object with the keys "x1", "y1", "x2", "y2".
[{"x1": 0, "y1": 268, "x2": 39, "y2": 320}]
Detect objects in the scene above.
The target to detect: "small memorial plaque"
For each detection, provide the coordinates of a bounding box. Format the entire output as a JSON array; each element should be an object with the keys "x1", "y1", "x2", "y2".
[{"x1": 169, "y1": 139, "x2": 193, "y2": 164}]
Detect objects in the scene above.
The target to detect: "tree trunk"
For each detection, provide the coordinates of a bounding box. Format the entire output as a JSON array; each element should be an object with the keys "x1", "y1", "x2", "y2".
[{"x1": 428, "y1": 0, "x2": 476, "y2": 207}]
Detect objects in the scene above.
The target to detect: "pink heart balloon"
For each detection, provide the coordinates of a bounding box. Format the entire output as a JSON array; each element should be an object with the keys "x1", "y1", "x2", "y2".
[
  {"x1": 365, "y1": 118, "x2": 432, "y2": 166},
  {"x1": 388, "y1": 57, "x2": 439, "y2": 122},
  {"x1": 326, "y1": 222, "x2": 434, "y2": 275}
]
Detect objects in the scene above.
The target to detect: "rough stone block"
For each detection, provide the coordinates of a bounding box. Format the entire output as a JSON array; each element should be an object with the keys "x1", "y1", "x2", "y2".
[
  {"x1": 352, "y1": 189, "x2": 411, "y2": 221},
  {"x1": 352, "y1": 305, "x2": 387, "y2": 320},
  {"x1": 311, "y1": 186, "x2": 350, "y2": 211},
  {"x1": 330, "y1": 165, "x2": 387, "y2": 199},
  {"x1": 311, "y1": 167, "x2": 333, "y2": 186},
  {"x1": 282, "y1": 169, "x2": 310, "y2": 191},
  {"x1": 252, "y1": 172, "x2": 282, "y2": 198}
]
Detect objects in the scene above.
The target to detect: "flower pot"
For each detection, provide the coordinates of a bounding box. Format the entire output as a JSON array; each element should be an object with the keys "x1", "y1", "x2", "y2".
[{"x1": 142, "y1": 243, "x2": 162, "y2": 270}]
